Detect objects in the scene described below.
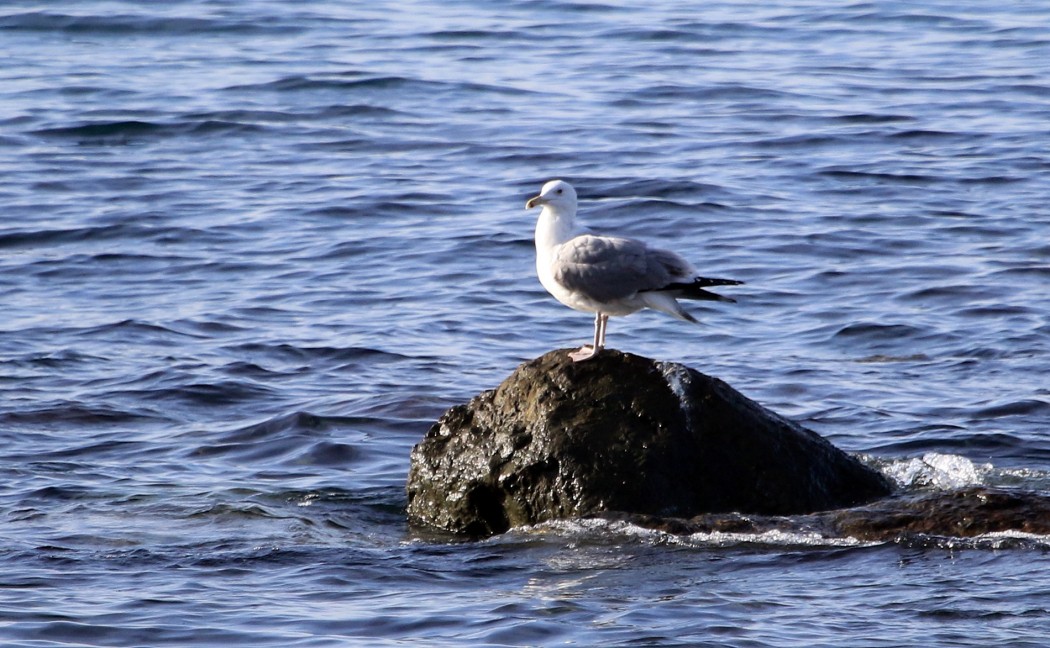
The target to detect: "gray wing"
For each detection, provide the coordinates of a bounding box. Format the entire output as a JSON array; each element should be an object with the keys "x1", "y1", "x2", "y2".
[{"x1": 551, "y1": 235, "x2": 694, "y2": 302}]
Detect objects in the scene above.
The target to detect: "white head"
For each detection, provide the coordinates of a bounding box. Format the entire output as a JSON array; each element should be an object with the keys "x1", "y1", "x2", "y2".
[{"x1": 525, "y1": 179, "x2": 577, "y2": 213}]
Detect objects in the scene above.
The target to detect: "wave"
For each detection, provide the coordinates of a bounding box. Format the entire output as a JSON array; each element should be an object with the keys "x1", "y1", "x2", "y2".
[
  {"x1": 527, "y1": 518, "x2": 876, "y2": 549},
  {"x1": 73, "y1": 319, "x2": 205, "y2": 341},
  {"x1": 31, "y1": 119, "x2": 266, "y2": 143},
  {"x1": 224, "y1": 74, "x2": 423, "y2": 93},
  {"x1": 819, "y1": 168, "x2": 937, "y2": 183},
  {"x1": 186, "y1": 410, "x2": 365, "y2": 471},
  {"x1": 221, "y1": 73, "x2": 534, "y2": 99},
  {"x1": 226, "y1": 342, "x2": 407, "y2": 366},
  {"x1": 831, "y1": 322, "x2": 925, "y2": 341},
  {"x1": 971, "y1": 399, "x2": 1050, "y2": 419},
  {"x1": 0, "y1": 403, "x2": 162, "y2": 428},
  {"x1": 0, "y1": 223, "x2": 160, "y2": 249},
  {"x1": 0, "y1": 11, "x2": 298, "y2": 35}
]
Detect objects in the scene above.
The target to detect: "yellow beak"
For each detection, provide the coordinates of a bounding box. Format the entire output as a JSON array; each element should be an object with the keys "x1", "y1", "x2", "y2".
[{"x1": 525, "y1": 194, "x2": 544, "y2": 209}]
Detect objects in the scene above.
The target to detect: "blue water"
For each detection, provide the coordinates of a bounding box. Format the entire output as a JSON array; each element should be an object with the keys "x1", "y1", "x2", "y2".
[{"x1": 1, "y1": 1, "x2": 1049, "y2": 645}]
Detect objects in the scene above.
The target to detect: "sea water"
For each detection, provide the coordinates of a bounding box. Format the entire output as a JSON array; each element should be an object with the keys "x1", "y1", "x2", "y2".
[{"x1": 1, "y1": 1, "x2": 1048, "y2": 645}]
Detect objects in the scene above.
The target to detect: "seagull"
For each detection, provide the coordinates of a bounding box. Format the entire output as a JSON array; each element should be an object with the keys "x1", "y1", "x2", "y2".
[{"x1": 525, "y1": 179, "x2": 742, "y2": 362}]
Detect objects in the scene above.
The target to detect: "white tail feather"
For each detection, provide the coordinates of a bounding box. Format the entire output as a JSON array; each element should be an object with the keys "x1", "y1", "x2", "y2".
[{"x1": 640, "y1": 292, "x2": 698, "y2": 323}]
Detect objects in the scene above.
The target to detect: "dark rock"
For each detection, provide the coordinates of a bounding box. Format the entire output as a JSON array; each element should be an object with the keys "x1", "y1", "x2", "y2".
[
  {"x1": 608, "y1": 487, "x2": 1050, "y2": 543},
  {"x1": 406, "y1": 349, "x2": 894, "y2": 536},
  {"x1": 829, "y1": 487, "x2": 1050, "y2": 540}
]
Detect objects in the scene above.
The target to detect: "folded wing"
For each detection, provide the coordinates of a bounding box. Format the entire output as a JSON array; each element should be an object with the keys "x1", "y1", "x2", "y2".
[{"x1": 551, "y1": 234, "x2": 698, "y2": 302}]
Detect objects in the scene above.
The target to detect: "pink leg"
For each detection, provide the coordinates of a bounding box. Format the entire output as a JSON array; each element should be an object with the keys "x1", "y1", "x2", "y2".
[{"x1": 569, "y1": 313, "x2": 606, "y2": 362}]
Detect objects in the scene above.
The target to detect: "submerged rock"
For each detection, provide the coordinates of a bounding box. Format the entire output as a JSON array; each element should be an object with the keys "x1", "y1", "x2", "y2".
[
  {"x1": 406, "y1": 349, "x2": 893, "y2": 536},
  {"x1": 829, "y1": 486, "x2": 1050, "y2": 540},
  {"x1": 607, "y1": 487, "x2": 1050, "y2": 543}
]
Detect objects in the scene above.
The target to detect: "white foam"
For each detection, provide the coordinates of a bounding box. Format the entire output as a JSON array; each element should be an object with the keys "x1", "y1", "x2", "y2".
[
  {"x1": 973, "y1": 530, "x2": 1050, "y2": 548},
  {"x1": 879, "y1": 452, "x2": 990, "y2": 490},
  {"x1": 523, "y1": 517, "x2": 874, "y2": 548},
  {"x1": 674, "y1": 527, "x2": 874, "y2": 548},
  {"x1": 905, "y1": 530, "x2": 1050, "y2": 551}
]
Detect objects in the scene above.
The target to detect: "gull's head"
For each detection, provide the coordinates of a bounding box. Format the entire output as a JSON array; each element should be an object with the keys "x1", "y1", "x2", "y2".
[{"x1": 525, "y1": 179, "x2": 577, "y2": 211}]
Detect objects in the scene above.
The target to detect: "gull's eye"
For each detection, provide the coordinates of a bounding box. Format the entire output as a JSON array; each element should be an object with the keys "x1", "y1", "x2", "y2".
[{"x1": 556, "y1": 189, "x2": 563, "y2": 194}]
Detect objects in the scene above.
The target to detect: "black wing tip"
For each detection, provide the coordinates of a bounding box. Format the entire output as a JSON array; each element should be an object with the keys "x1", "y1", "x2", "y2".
[
  {"x1": 701, "y1": 290, "x2": 736, "y2": 303},
  {"x1": 660, "y1": 276, "x2": 742, "y2": 302},
  {"x1": 694, "y1": 276, "x2": 744, "y2": 287}
]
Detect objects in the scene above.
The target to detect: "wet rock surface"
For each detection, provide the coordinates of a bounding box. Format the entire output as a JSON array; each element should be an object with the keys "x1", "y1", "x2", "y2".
[
  {"x1": 407, "y1": 349, "x2": 894, "y2": 536},
  {"x1": 608, "y1": 486, "x2": 1050, "y2": 543}
]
